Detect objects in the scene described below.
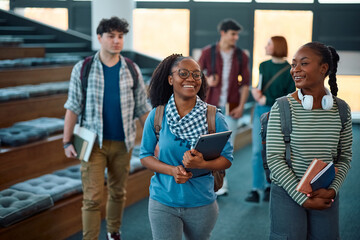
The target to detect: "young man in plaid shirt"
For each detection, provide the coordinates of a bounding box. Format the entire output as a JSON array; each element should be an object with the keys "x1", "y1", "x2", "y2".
[{"x1": 63, "y1": 17, "x2": 150, "y2": 240}]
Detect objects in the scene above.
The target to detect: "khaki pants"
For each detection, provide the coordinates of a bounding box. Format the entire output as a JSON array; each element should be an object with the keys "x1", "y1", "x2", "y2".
[{"x1": 80, "y1": 140, "x2": 131, "y2": 240}]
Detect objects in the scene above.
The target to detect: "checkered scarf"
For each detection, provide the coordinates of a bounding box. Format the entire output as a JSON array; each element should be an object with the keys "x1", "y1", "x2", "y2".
[{"x1": 166, "y1": 94, "x2": 208, "y2": 148}]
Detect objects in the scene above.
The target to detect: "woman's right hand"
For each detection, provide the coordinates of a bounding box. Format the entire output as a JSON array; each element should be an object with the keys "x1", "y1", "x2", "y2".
[
  {"x1": 251, "y1": 88, "x2": 262, "y2": 102},
  {"x1": 172, "y1": 165, "x2": 193, "y2": 184}
]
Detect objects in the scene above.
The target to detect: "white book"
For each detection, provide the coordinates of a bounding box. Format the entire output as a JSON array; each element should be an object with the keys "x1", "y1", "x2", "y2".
[{"x1": 73, "y1": 124, "x2": 96, "y2": 162}]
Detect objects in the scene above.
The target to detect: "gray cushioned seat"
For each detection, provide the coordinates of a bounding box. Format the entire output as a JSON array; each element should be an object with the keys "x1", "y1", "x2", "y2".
[
  {"x1": 14, "y1": 117, "x2": 64, "y2": 135},
  {"x1": 53, "y1": 165, "x2": 81, "y2": 180},
  {"x1": 0, "y1": 88, "x2": 29, "y2": 102},
  {"x1": 0, "y1": 189, "x2": 53, "y2": 227},
  {"x1": 0, "y1": 125, "x2": 48, "y2": 147},
  {"x1": 10, "y1": 174, "x2": 82, "y2": 202}
]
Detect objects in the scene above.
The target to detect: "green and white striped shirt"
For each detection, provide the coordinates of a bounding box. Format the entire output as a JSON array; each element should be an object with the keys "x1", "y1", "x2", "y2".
[{"x1": 267, "y1": 94, "x2": 352, "y2": 205}]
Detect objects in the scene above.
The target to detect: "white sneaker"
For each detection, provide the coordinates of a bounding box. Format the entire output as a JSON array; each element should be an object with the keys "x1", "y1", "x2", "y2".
[
  {"x1": 215, "y1": 176, "x2": 228, "y2": 196},
  {"x1": 107, "y1": 232, "x2": 121, "y2": 240}
]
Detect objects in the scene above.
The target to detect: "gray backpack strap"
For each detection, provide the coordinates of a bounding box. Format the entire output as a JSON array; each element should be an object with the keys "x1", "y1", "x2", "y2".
[
  {"x1": 154, "y1": 105, "x2": 165, "y2": 141},
  {"x1": 276, "y1": 96, "x2": 292, "y2": 168},
  {"x1": 334, "y1": 96, "x2": 350, "y2": 164}
]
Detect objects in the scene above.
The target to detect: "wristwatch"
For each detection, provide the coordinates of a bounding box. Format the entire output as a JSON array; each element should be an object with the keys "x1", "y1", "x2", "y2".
[{"x1": 63, "y1": 142, "x2": 72, "y2": 149}]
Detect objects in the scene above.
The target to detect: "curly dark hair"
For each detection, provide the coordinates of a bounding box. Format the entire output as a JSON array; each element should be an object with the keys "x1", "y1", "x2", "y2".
[
  {"x1": 217, "y1": 18, "x2": 242, "y2": 33},
  {"x1": 148, "y1": 54, "x2": 208, "y2": 107},
  {"x1": 96, "y1": 16, "x2": 129, "y2": 36},
  {"x1": 302, "y1": 42, "x2": 340, "y2": 96}
]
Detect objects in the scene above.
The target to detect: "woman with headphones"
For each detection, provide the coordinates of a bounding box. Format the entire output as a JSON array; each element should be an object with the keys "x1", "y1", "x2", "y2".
[{"x1": 266, "y1": 42, "x2": 353, "y2": 239}]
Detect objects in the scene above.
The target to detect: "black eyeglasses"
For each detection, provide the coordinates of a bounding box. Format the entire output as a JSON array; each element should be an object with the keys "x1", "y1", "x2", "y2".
[{"x1": 171, "y1": 69, "x2": 203, "y2": 81}]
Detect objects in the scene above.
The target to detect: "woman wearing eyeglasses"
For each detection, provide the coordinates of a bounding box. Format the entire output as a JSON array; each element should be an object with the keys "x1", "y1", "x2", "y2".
[{"x1": 140, "y1": 54, "x2": 233, "y2": 240}]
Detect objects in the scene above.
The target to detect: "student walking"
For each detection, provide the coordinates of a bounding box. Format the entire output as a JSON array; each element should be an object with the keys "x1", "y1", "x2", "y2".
[
  {"x1": 63, "y1": 17, "x2": 151, "y2": 240},
  {"x1": 267, "y1": 42, "x2": 352, "y2": 239},
  {"x1": 140, "y1": 54, "x2": 233, "y2": 240}
]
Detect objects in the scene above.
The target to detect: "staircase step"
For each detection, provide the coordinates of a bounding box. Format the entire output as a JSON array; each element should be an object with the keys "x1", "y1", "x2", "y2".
[
  {"x1": 9, "y1": 34, "x2": 57, "y2": 43},
  {"x1": 22, "y1": 42, "x2": 90, "y2": 53},
  {"x1": 0, "y1": 26, "x2": 36, "y2": 34},
  {"x1": 0, "y1": 19, "x2": 7, "y2": 25},
  {"x1": 46, "y1": 51, "x2": 95, "y2": 59}
]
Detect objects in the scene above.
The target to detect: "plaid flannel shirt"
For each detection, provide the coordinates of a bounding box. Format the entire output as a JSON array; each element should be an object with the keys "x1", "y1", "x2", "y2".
[{"x1": 64, "y1": 51, "x2": 151, "y2": 151}]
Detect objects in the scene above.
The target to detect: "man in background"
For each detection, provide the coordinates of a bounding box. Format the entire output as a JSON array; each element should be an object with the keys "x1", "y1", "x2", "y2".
[{"x1": 198, "y1": 18, "x2": 250, "y2": 196}]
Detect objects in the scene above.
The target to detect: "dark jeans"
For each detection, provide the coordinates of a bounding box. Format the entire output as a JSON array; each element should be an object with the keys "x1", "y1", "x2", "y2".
[{"x1": 270, "y1": 183, "x2": 340, "y2": 240}]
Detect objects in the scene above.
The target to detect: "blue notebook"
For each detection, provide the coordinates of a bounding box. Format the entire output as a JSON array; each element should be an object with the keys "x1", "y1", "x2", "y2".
[{"x1": 310, "y1": 162, "x2": 336, "y2": 191}]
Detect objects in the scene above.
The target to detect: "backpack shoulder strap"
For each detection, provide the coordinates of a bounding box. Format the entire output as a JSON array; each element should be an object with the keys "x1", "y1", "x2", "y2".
[
  {"x1": 210, "y1": 44, "x2": 217, "y2": 74},
  {"x1": 124, "y1": 57, "x2": 139, "y2": 91},
  {"x1": 207, "y1": 104, "x2": 217, "y2": 134},
  {"x1": 236, "y1": 47, "x2": 243, "y2": 70},
  {"x1": 154, "y1": 105, "x2": 165, "y2": 140},
  {"x1": 79, "y1": 55, "x2": 94, "y2": 126},
  {"x1": 80, "y1": 55, "x2": 94, "y2": 94},
  {"x1": 276, "y1": 96, "x2": 292, "y2": 168},
  {"x1": 334, "y1": 96, "x2": 350, "y2": 164},
  {"x1": 334, "y1": 96, "x2": 349, "y2": 132}
]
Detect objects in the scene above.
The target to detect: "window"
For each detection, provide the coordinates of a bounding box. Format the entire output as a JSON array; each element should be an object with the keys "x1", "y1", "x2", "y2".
[
  {"x1": 326, "y1": 76, "x2": 360, "y2": 111},
  {"x1": 0, "y1": 0, "x2": 9, "y2": 10},
  {"x1": 135, "y1": 0, "x2": 189, "y2": 2},
  {"x1": 256, "y1": 0, "x2": 313, "y2": 3},
  {"x1": 252, "y1": 10, "x2": 313, "y2": 88},
  {"x1": 194, "y1": 0, "x2": 251, "y2": 2},
  {"x1": 133, "y1": 9, "x2": 189, "y2": 58},
  {"x1": 14, "y1": 8, "x2": 68, "y2": 30},
  {"x1": 319, "y1": 0, "x2": 360, "y2": 3}
]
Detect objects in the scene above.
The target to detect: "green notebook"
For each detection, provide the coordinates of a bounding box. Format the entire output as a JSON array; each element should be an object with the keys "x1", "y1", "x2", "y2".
[{"x1": 72, "y1": 134, "x2": 88, "y2": 161}]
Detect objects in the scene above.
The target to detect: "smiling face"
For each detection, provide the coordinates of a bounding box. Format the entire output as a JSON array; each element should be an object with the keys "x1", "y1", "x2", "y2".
[
  {"x1": 290, "y1": 46, "x2": 329, "y2": 93},
  {"x1": 168, "y1": 58, "x2": 202, "y2": 101},
  {"x1": 97, "y1": 30, "x2": 124, "y2": 56}
]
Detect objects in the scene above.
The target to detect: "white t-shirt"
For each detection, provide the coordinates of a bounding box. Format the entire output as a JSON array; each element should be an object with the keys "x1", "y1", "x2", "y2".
[{"x1": 219, "y1": 49, "x2": 234, "y2": 107}]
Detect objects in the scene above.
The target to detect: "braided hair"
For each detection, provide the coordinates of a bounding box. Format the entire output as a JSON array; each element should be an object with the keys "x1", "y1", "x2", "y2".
[
  {"x1": 148, "y1": 54, "x2": 208, "y2": 107},
  {"x1": 303, "y1": 42, "x2": 340, "y2": 96}
]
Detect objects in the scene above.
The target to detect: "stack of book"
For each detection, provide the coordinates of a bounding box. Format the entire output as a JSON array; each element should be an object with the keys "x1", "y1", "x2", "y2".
[{"x1": 296, "y1": 158, "x2": 336, "y2": 194}]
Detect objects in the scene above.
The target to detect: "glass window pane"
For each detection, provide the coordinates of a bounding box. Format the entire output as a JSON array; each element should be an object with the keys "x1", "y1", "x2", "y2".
[
  {"x1": 14, "y1": 8, "x2": 68, "y2": 30},
  {"x1": 135, "y1": 0, "x2": 189, "y2": 2},
  {"x1": 319, "y1": 0, "x2": 360, "y2": 3},
  {"x1": 0, "y1": 0, "x2": 9, "y2": 10},
  {"x1": 252, "y1": 10, "x2": 313, "y2": 88},
  {"x1": 256, "y1": 0, "x2": 313, "y2": 3},
  {"x1": 194, "y1": 0, "x2": 251, "y2": 2},
  {"x1": 133, "y1": 9, "x2": 189, "y2": 58},
  {"x1": 326, "y1": 76, "x2": 360, "y2": 111}
]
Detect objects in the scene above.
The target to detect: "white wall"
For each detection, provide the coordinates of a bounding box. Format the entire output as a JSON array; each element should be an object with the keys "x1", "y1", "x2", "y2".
[{"x1": 91, "y1": 0, "x2": 134, "y2": 51}]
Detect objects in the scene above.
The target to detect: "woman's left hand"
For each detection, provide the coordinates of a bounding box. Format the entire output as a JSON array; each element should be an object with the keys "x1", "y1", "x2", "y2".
[
  {"x1": 182, "y1": 149, "x2": 205, "y2": 169},
  {"x1": 308, "y1": 188, "x2": 336, "y2": 200}
]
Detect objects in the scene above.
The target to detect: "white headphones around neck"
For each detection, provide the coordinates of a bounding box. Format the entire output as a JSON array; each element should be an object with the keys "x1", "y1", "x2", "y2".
[{"x1": 297, "y1": 88, "x2": 333, "y2": 110}]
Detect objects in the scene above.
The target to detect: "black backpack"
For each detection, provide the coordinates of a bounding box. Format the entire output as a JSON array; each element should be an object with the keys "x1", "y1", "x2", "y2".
[
  {"x1": 78, "y1": 55, "x2": 139, "y2": 123},
  {"x1": 79, "y1": 55, "x2": 139, "y2": 102},
  {"x1": 260, "y1": 96, "x2": 349, "y2": 183}
]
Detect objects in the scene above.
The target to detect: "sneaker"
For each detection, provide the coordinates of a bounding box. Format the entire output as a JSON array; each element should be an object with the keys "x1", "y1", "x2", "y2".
[
  {"x1": 245, "y1": 190, "x2": 260, "y2": 203},
  {"x1": 215, "y1": 177, "x2": 228, "y2": 196},
  {"x1": 107, "y1": 232, "x2": 121, "y2": 240},
  {"x1": 263, "y1": 187, "x2": 271, "y2": 202},
  {"x1": 215, "y1": 186, "x2": 228, "y2": 196}
]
